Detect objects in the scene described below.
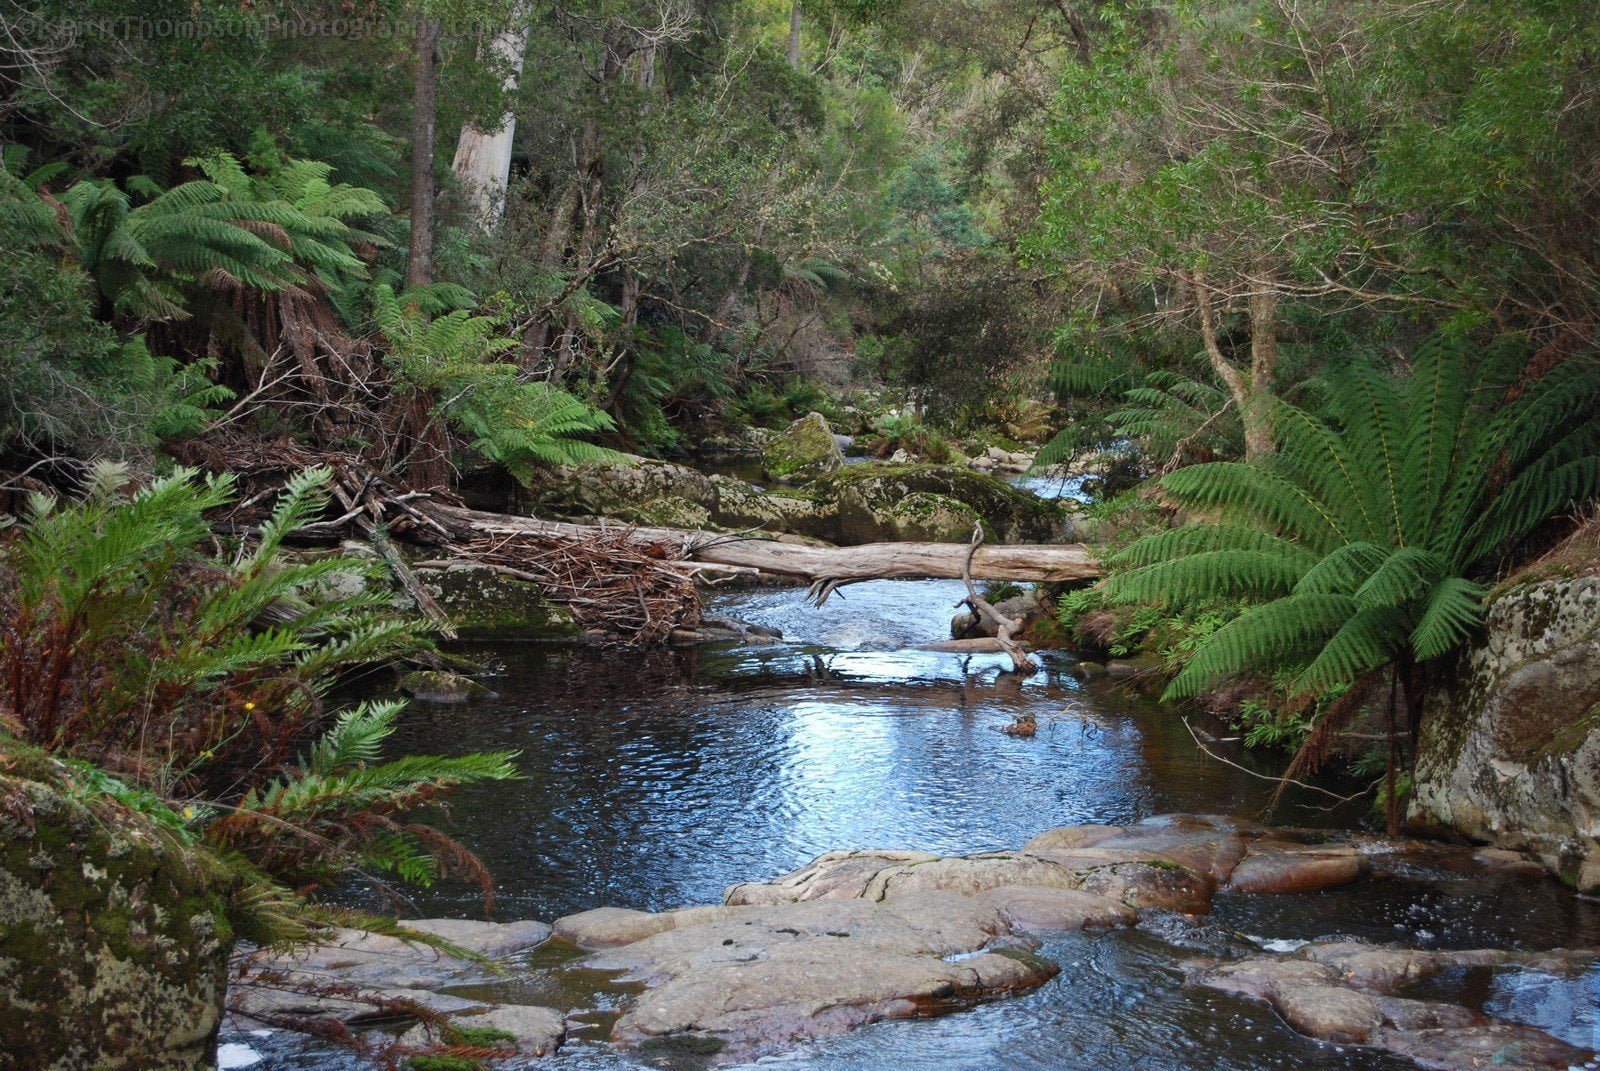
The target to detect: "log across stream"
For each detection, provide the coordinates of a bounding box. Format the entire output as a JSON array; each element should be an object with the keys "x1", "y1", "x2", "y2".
[{"x1": 420, "y1": 501, "x2": 1102, "y2": 586}]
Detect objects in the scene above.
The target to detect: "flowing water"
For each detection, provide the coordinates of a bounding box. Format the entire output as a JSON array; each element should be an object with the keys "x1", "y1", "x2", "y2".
[{"x1": 238, "y1": 579, "x2": 1600, "y2": 1071}]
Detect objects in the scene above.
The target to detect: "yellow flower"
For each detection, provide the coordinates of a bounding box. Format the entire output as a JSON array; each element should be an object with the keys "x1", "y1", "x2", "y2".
[
  {"x1": 182, "y1": 807, "x2": 195, "y2": 819},
  {"x1": 244, "y1": 701, "x2": 256, "y2": 710}
]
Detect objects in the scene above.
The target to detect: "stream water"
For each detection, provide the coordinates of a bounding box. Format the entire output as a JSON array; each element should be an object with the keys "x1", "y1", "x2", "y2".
[{"x1": 238, "y1": 577, "x2": 1600, "y2": 1071}]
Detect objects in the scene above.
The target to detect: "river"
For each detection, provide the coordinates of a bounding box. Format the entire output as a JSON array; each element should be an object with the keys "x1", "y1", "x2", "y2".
[{"x1": 236, "y1": 578, "x2": 1600, "y2": 1070}]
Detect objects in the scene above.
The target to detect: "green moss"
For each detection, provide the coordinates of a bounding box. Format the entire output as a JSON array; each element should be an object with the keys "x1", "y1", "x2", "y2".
[
  {"x1": 0, "y1": 736, "x2": 237, "y2": 1069},
  {"x1": 811, "y1": 464, "x2": 1063, "y2": 544},
  {"x1": 423, "y1": 567, "x2": 580, "y2": 640},
  {"x1": 406, "y1": 1056, "x2": 486, "y2": 1071},
  {"x1": 763, "y1": 413, "x2": 843, "y2": 482},
  {"x1": 447, "y1": 1024, "x2": 517, "y2": 1048}
]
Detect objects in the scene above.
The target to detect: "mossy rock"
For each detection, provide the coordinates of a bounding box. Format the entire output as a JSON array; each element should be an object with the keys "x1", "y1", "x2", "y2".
[
  {"x1": 763, "y1": 413, "x2": 845, "y2": 483},
  {"x1": 526, "y1": 457, "x2": 718, "y2": 528},
  {"x1": 420, "y1": 565, "x2": 580, "y2": 640},
  {"x1": 810, "y1": 464, "x2": 1066, "y2": 544},
  {"x1": 0, "y1": 738, "x2": 236, "y2": 1071}
]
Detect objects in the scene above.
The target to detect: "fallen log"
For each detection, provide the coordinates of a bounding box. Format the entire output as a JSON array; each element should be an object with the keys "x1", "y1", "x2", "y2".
[{"x1": 417, "y1": 502, "x2": 1101, "y2": 587}]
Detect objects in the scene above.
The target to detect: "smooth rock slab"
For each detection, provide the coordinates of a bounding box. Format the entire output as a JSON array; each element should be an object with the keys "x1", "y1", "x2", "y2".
[
  {"x1": 231, "y1": 918, "x2": 552, "y2": 1027},
  {"x1": 578, "y1": 894, "x2": 1056, "y2": 1060},
  {"x1": 1190, "y1": 942, "x2": 1598, "y2": 1071}
]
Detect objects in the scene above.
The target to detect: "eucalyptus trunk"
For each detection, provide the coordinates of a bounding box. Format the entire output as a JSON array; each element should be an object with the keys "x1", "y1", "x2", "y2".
[{"x1": 407, "y1": 13, "x2": 441, "y2": 288}]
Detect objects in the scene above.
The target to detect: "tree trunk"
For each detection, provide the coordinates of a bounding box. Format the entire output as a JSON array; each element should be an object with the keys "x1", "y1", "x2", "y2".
[
  {"x1": 787, "y1": 0, "x2": 803, "y2": 68},
  {"x1": 1193, "y1": 270, "x2": 1275, "y2": 458},
  {"x1": 451, "y1": 9, "x2": 530, "y2": 228},
  {"x1": 1245, "y1": 274, "x2": 1279, "y2": 457},
  {"x1": 407, "y1": 13, "x2": 441, "y2": 289}
]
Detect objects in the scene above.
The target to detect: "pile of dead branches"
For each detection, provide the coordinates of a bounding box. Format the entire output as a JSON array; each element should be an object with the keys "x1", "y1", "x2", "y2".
[
  {"x1": 173, "y1": 442, "x2": 701, "y2": 643},
  {"x1": 415, "y1": 528, "x2": 700, "y2": 643}
]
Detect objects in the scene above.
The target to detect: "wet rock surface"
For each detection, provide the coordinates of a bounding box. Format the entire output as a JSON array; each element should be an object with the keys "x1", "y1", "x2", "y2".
[
  {"x1": 540, "y1": 814, "x2": 1569, "y2": 1065},
  {"x1": 229, "y1": 918, "x2": 558, "y2": 1042},
  {"x1": 222, "y1": 815, "x2": 1592, "y2": 1069},
  {"x1": 1190, "y1": 940, "x2": 1598, "y2": 1070}
]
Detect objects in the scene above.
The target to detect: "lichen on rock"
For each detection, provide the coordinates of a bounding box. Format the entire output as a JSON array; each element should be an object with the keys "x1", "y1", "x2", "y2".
[
  {"x1": 763, "y1": 412, "x2": 846, "y2": 483},
  {"x1": 1408, "y1": 575, "x2": 1600, "y2": 890},
  {"x1": 0, "y1": 741, "x2": 237, "y2": 1071}
]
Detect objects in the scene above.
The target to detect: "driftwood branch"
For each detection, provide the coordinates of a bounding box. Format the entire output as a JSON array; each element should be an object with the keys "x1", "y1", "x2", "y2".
[{"x1": 957, "y1": 523, "x2": 1037, "y2": 674}]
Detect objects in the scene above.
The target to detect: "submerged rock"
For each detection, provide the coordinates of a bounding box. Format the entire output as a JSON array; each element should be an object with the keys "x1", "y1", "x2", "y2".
[
  {"x1": 399, "y1": 670, "x2": 495, "y2": 704},
  {"x1": 1409, "y1": 574, "x2": 1600, "y2": 891},
  {"x1": 1190, "y1": 941, "x2": 1597, "y2": 1070},
  {"x1": 230, "y1": 918, "x2": 553, "y2": 1028}
]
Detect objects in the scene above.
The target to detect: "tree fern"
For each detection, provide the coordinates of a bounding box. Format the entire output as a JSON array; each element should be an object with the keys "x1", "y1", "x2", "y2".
[
  {"x1": 373, "y1": 284, "x2": 623, "y2": 482},
  {"x1": 1106, "y1": 338, "x2": 1600, "y2": 721}
]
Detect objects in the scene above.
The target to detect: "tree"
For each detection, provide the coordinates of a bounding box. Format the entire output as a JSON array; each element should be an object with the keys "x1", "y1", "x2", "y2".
[
  {"x1": 1103, "y1": 337, "x2": 1600, "y2": 832},
  {"x1": 408, "y1": 11, "x2": 443, "y2": 287}
]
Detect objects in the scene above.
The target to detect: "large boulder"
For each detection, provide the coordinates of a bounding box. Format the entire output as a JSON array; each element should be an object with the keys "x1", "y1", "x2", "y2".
[
  {"x1": 763, "y1": 412, "x2": 846, "y2": 483},
  {"x1": 0, "y1": 743, "x2": 237, "y2": 1071},
  {"x1": 1408, "y1": 574, "x2": 1600, "y2": 891},
  {"x1": 809, "y1": 464, "x2": 1068, "y2": 545},
  {"x1": 528, "y1": 456, "x2": 721, "y2": 528}
]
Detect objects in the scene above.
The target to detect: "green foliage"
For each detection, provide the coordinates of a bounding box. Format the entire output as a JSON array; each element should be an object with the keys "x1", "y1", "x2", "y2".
[
  {"x1": 869, "y1": 412, "x2": 952, "y2": 462},
  {"x1": 1105, "y1": 336, "x2": 1600, "y2": 701},
  {"x1": 1232, "y1": 699, "x2": 1316, "y2": 753},
  {"x1": 373, "y1": 285, "x2": 622, "y2": 480},
  {"x1": 0, "y1": 154, "x2": 233, "y2": 457},
  {"x1": 59, "y1": 150, "x2": 384, "y2": 321},
  {"x1": 0, "y1": 465, "x2": 518, "y2": 904}
]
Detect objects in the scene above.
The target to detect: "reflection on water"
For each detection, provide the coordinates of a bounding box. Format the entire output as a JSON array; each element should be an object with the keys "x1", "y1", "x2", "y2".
[{"x1": 290, "y1": 579, "x2": 1599, "y2": 1071}]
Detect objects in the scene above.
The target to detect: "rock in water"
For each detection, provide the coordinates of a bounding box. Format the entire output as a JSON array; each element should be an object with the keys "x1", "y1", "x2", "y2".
[
  {"x1": 1189, "y1": 941, "x2": 1598, "y2": 1070},
  {"x1": 763, "y1": 412, "x2": 846, "y2": 483}
]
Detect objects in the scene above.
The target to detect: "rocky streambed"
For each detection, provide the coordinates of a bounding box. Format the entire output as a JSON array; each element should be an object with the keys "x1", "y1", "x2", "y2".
[
  {"x1": 223, "y1": 580, "x2": 1600, "y2": 1071},
  {"x1": 232, "y1": 816, "x2": 1598, "y2": 1070}
]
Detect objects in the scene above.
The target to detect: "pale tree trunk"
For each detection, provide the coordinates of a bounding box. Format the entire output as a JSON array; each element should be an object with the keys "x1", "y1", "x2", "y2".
[
  {"x1": 1193, "y1": 269, "x2": 1276, "y2": 458},
  {"x1": 419, "y1": 502, "x2": 1103, "y2": 587},
  {"x1": 451, "y1": 8, "x2": 530, "y2": 229},
  {"x1": 787, "y1": 0, "x2": 803, "y2": 68},
  {"x1": 407, "y1": 14, "x2": 441, "y2": 288},
  {"x1": 1245, "y1": 275, "x2": 1279, "y2": 458}
]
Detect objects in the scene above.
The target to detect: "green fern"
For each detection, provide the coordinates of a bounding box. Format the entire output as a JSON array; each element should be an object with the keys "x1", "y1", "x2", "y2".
[
  {"x1": 1105, "y1": 336, "x2": 1600, "y2": 706},
  {"x1": 373, "y1": 284, "x2": 623, "y2": 481}
]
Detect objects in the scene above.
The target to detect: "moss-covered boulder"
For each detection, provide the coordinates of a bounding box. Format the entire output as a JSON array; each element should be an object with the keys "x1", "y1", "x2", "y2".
[
  {"x1": 763, "y1": 413, "x2": 845, "y2": 483},
  {"x1": 810, "y1": 464, "x2": 1068, "y2": 545},
  {"x1": 0, "y1": 742, "x2": 236, "y2": 1071},
  {"x1": 528, "y1": 457, "x2": 719, "y2": 529},
  {"x1": 420, "y1": 565, "x2": 579, "y2": 639}
]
